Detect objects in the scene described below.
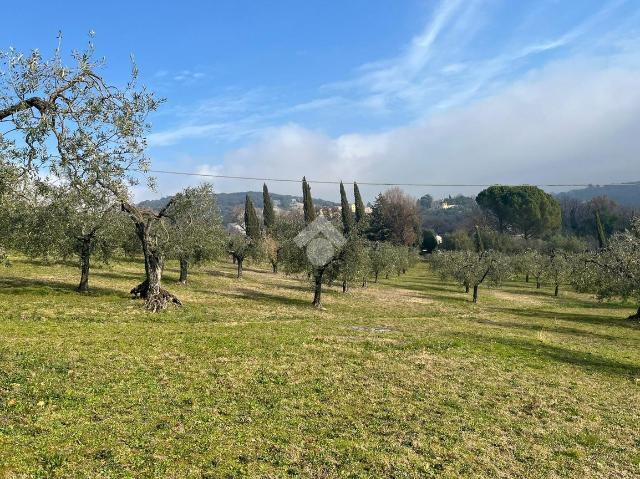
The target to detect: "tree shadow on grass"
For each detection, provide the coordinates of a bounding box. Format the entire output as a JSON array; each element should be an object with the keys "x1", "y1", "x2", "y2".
[
  {"x1": 214, "y1": 288, "x2": 312, "y2": 308},
  {"x1": 275, "y1": 282, "x2": 314, "y2": 294},
  {"x1": 241, "y1": 266, "x2": 272, "y2": 275},
  {"x1": 198, "y1": 268, "x2": 236, "y2": 279},
  {"x1": 475, "y1": 318, "x2": 621, "y2": 341},
  {"x1": 391, "y1": 281, "x2": 459, "y2": 295},
  {"x1": 460, "y1": 332, "x2": 640, "y2": 378},
  {"x1": 0, "y1": 277, "x2": 127, "y2": 298},
  {"x1": 493, "y1": 307, "x2": 639, "y2": 330},
  {"x1": 91, "y1": 270, "x2": 142, "y2": 282},
  {"x1": 415, "y1": 291, "x2": 474, "y2": 306}
]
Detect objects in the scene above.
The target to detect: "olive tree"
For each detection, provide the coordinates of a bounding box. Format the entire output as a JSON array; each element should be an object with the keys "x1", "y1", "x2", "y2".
[
  {"x1": 431, "y1": 250, "x2": 511, "y2": 302},
  {"x1": 164, "y1": 183, "x2": 225, "y2": 284},
  {"x1": 574, "y1": 217, "x2": 640, "y2": 319},
  {"x1": 518, "y1": 250, "x2": 546, "y2": 289},
  {"x1": 227, "y1": 195, "x2": 265, "y2": 279},
  {"x1": 369, "y1": 242, "x2": 395, "y2": 283},
  {"x1": 287, "y1": 179, "x2": 347, "y2": 308},
  {"x1": 1, "y1": 37, "x2": 167, "y2": 309},
  {"x1": 6, "y1": 181, "x2": 125, "y2": 291},
  {"x1": 49, "y1": 186, "x2": 121, "y2": 292},
  {"x1": 228, "y1": 233, "x2": 253, "y2": 279},
  {"x1": 331, "y1": 233, "x2": 370, "y2": 293},
  {"x1": 124, "y1": 202, "x2": 183, "y2": 311},
  {"x1": 264, "y1": 211, "x2": 303, "y2": 274},
  {"x1": 543, "y1": 251, "x2": 574, "y2": 297}
]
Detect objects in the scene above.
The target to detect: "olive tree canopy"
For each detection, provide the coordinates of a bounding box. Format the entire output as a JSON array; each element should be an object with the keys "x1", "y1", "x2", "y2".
[
  {"x1": 0, "y1": 36, "x2": 161, "y2": 196},
  {"x1": 574, "y1": 217, "x2": 640, "y2": 319}
]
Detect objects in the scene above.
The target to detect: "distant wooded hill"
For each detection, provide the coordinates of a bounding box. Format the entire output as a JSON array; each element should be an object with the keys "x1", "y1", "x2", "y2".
[
  {"x1": 556, "y1": 182, "x2": 640, "y2": 207},
  {"x1": 138, "y1": 191, "x2": 339, "y2": 224}
]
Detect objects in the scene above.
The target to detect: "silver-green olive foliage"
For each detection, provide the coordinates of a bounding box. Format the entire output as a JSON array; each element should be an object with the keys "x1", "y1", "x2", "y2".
[
  {"x1": 574, "y1": 217, "x2": 640, "y2": 318},
  {"x1": 0, "y1": 37, "x2": 161, "y2": 199},
  {"x1": 430, "y1": 250, "x2": 512, "y2": 301},
  {"x1": 164, "y1": 183, "x2": 225, "y2": 265}
]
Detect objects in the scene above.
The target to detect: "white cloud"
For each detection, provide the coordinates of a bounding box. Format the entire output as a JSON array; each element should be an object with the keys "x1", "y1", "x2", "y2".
[{"x1": 150, "y1": 58, "x2": 640, "y2": 203}]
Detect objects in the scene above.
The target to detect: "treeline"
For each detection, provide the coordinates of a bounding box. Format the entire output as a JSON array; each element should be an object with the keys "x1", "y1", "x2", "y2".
[
  {"x1": 418, "y1": 190, "x2": 635, "y2": 246},
  {"x1": 424, "y1": 185, "x2": 640, "y2": 319}
]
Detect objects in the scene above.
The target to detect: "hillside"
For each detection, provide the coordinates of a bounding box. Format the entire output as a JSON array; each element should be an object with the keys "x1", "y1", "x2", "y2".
[
  {"x1": 138, "y1": 191, "x2": 339, "y2": 224},
  {"x1": 556, "y1": 182, "x2": 640, "y2": 207}
]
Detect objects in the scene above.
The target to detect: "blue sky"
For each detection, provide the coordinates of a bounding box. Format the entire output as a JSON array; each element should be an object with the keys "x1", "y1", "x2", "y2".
[{"x1": 3, "y1": 0, "x2": 640, "y2": 201}]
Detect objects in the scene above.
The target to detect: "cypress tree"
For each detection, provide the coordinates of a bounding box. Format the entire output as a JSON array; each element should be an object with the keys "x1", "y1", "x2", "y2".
[
  {"x1": 473, "y1": 225, "x2": 484, "y2": 253},
  {"x1": 339, "y1": 181, "x2": 353, "y2": 234},
  {"x1": 354, "y1": 182, "x2": 366, "y2": 225},
  {"x1": 594, "y1": 210, "x2": 606, "y2": 249},
  {"x1": 262, "y1": 183, "x2": 275, "y2": 231},
  {"x1": 244, "y1": 195, "x2": 261, "y2": 242},
  {"x1": 302, "y1": 177, "x2": 316, "y2": 224}
]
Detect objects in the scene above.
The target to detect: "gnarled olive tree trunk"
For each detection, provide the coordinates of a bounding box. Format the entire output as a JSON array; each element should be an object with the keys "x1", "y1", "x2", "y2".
[
  {"x1": 77, "y1": 234, "x2": 94, "y2": 293},
  {"x1": 179, "y1": 258, "x2": 189, "y2": 284},
  {"x1": 122, "y1": 202, "x2": 181, "y2": 312}
]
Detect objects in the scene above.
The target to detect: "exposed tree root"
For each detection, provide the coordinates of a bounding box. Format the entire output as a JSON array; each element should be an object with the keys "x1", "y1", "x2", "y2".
[{"x1": 130, "y1": 280, "x2": 182, "y2": 312}]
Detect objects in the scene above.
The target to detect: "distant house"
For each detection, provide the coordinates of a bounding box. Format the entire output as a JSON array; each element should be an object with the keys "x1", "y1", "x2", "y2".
[{"x1": 348, "y1": 204, "x2": 372, "y2": 214}]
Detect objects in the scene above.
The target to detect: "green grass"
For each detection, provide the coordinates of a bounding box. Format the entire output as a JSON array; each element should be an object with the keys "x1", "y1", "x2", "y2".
[{"x1": 0, "y1": 257, "x2": 639, "y2": 478}]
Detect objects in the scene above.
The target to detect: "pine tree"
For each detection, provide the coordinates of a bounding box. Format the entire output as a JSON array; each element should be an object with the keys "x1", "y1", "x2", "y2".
[
  {"x1": 354, "y1": 182, "x2": 366, "y2": 225},
  {"x1": 339, "y1": 181, "x2": 353, "y2": 234},
  {"x1": 595, "y1": 209, "x2": 606, "y2": 249},
  {"x1": 367, "y1": 194, "x2": 390, "y2": 242},
  {"x1": 302, "y1": 177, "x2": 316, "y2": 224},
  {"x1": 262, "y1": 183, "x2": 275, "y2": 231},
  {"x1": 244, "y1": 195, "x2": 261, "y2": 242}
]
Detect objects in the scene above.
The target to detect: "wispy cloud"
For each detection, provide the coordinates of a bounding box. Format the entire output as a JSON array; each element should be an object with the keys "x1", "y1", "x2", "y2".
[
  {"x1": 148, "y1": 90, "x2": 352, "y2": 147},
  {"x1": 322, "y1": 0, "x2": 638, "y2": 115},
  {"x1": 152, "y1": 68, "x2": 207, "y2": 86}
]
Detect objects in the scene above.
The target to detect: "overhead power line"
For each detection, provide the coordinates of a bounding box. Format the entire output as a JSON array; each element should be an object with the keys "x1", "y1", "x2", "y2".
[{"x1": 139, "y1": 168, "x2": 640, "y2": 188}]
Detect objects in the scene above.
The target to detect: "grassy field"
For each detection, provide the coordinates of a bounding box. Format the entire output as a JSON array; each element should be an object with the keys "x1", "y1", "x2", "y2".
[{"x1": 0, "y1": 257, "x2": 639, "y2": 478}]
